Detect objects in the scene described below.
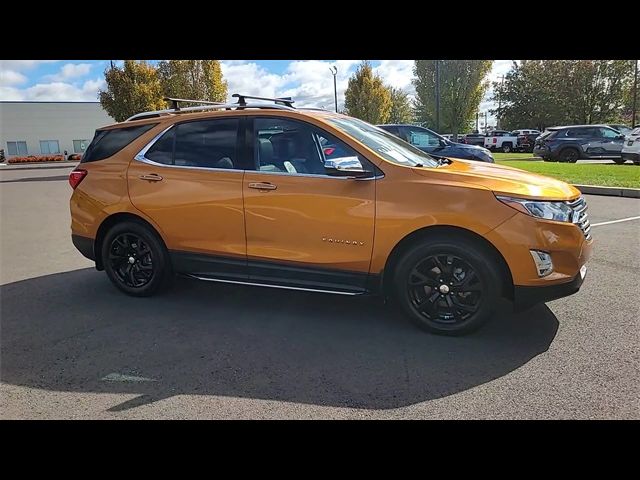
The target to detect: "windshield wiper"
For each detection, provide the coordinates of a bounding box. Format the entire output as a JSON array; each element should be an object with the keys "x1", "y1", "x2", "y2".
[{"x1": 429, "y1": 154, "x2": 453, "y2": 166}]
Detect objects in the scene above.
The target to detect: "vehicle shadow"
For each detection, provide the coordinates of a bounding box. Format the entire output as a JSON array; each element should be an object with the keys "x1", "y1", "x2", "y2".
[{"x1": 0, "y1": 268, "x2": 559, "y2": 411}]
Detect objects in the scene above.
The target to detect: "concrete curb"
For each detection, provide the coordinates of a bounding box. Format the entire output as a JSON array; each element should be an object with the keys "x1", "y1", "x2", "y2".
[
  {"x1": 0, "y1": 161, "x2": 79, "y2": 171},
  {"x1": 575, "y1": 184, "x2": 640, "y2": 198}
]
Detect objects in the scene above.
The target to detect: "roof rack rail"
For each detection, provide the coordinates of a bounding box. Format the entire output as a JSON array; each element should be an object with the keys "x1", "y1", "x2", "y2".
[
  {"x1": 125, "y1": 93, "x2": 297, "y2": 121},
  {"x1": 232, "y1": 93, "x2": 295, "y2": 108},
  {"x1": 163, "y1": 97, "x2": 225, "y2": 111}
]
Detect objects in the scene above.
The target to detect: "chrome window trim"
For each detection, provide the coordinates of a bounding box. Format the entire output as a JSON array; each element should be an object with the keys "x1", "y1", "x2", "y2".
[
  {"x1": 134, "y1": 122, "x2": 384, "y2": 179},
  {"x1": 249, "y1": 169, "x2": 383, "y2": 181}
]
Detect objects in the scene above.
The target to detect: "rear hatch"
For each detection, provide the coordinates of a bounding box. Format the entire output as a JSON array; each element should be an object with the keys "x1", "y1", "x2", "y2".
[{"x1": 534, "y1": 129, "x2": 557, "y2": 148}]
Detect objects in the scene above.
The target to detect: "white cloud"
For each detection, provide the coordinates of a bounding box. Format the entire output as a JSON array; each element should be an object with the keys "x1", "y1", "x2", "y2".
[
  {"x1": 0, "y1": 70, "x2": 27, "y2": 86},
  {"x1": 44, "y1": 63, "x2": 92, "y2": 81},
  {"x1": 0, "y1": 78, "x2": 105, "y2": 101},
  {"x1": 0, "y1": 60, "x2": 59, "y2": 71},
  {"x1": 374, "y1": 60, "x2": 414, "y2": 94},
  {"x1": 220, "y1": 61, "x2": 287, "y2": 100}
]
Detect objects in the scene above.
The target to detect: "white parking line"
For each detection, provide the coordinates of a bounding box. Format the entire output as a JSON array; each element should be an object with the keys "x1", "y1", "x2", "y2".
[
  {"x1": 101, "y1": 373, "x2": 157, "y2": 383},
  {"x1": 591, "y1": 216, "x2": 640, "y2": 227}
]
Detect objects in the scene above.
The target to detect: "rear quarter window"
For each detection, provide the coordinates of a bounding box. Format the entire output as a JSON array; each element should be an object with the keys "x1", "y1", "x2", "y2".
[{"x1": 81, "y1": 123, "x2": 158, "y2": 163}]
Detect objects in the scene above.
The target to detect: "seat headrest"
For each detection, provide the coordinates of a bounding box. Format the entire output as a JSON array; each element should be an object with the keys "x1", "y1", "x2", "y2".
[{"x1": 258, "y1": 138, "x2": 274, "y2": 164}]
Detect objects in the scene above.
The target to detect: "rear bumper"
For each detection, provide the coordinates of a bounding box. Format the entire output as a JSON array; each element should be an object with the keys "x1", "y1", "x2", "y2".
[
  {"x1": 72, "y1": 234, "x2": 95, "y2": 261},
  {"x1": 514, "y1": 267, "x2": 586, "y2": 311},
  {"x1": 533, "y1": 146, "x2": 549, "y2": 158}
]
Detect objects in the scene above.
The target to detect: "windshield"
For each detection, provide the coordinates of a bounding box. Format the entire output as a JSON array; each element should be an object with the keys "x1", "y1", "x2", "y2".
[{"x1": 325, "y1": 117, "x2": 439, "y2": 168}]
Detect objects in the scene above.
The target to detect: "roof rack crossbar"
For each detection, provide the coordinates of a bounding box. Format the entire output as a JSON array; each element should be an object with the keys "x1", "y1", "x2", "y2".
[
  {"x1": 163, "y1": 97, "x2": 225, "y2": 111},
  {"x1": 232, "y1": 93, "x2": 295, "y2": 108},
  {"x1": 125, "y1": 102, "x2": 296, "y2": 122}
]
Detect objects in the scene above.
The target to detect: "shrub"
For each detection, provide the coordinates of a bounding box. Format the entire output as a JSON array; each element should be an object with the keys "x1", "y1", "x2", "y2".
[{"x1": 8, "y1": 155, "x2": 64, "y2": 164}]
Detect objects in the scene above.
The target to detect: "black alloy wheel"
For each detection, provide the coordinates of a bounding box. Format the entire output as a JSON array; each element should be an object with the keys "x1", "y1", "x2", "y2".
[
  {"x1": 108, "y1": 233, "x2": 154, "y2": 288},
  {"x1": 407, "y1": 254, "x2": 483, "y2": 325},
  {"x1": 101, "y1": 221, "x2": 172, "y2": 296},
  {"x1": 393, "y1": 235, "x2": 502, "y2": 335}
]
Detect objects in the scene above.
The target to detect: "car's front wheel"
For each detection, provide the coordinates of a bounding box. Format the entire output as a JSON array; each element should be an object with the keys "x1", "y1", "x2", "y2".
[
  {"x1": 101, "y1": 221, "x2": 173, "y2": 297},
  {"x1": 392, "y1": 235, "x2": 502, "y2": 335},
  {"x1": 612, "y1": 158, "x2": 626, "y2": 165}
]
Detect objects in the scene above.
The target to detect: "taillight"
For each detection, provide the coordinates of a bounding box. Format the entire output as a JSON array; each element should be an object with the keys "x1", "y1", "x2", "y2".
[
  {"x1": 69, "y1": 169, "x2": 87, "y2": 189},
  {"x1": 492, "y1": 137, "x2": 497, "y2": 143},
  {"x1": 323, "y1": 147, "x2": 335, "y2": 155}
]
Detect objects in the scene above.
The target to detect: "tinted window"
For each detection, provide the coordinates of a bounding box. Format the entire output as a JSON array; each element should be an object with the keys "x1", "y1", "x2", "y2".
[
  {"x1": 145, "y1": 128, "x2": 175, "y2": 165},
  {"x1": 254, "y1": 118, "x2": 325, "y2": 174},
  {"x1": 174, "y1": 118, "x2": 239, "y2": 169},
  {"x1": 403, "y1": 127, "x2": 441, "y2": 147},
  {"x1": 81, "y1": 123, "x2": 157, "y2": 163},
  {"x1": 565, "y1": 128, "x2": 595, "y2": 138},
  {"x1": 599, "y1": 127, "x2": 619, "y2": 139}
]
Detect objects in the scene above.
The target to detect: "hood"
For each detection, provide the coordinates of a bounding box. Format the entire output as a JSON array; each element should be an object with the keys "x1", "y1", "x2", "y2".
[{"x1": 413, "y1": 158, "x2": 580, "y2": 200}]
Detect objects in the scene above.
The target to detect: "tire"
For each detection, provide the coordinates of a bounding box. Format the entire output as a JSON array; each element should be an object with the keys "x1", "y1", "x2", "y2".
[
  {"x1": 558, "y1": 148, "x2": 580, "y2": 163},
  {"x1": 501, "y1": 143, "x2": 513, "y2": 153},
  {"x1": 101, "y1": 220, "x2": 173, "y2": 297},
  {"x1": 612, "y1": 158, "x2": 626, "y2": 165},
  {"x1": 392, "y1": 235, "x2": 502, "y2": 336}
]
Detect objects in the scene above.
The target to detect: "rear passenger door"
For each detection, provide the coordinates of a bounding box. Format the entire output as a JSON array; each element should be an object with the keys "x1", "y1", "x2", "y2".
[{"x1": 128, "y1": 117, "x2": 250, "y2": 280}]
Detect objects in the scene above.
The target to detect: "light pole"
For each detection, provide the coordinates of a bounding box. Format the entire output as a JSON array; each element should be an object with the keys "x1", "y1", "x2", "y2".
[
  {"x1": 435, "y1": 60, "x2": 441, "y2": 133},
  {"x1": 632, "y1": 59, "x2": 638, "y2": 127},
  {"x1": 329, "y1": 66, "x2": 338, "y2": 113}
]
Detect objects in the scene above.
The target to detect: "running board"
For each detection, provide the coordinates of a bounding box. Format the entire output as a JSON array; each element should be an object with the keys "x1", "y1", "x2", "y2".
[{"x1": 185, "y1": 274, "x2": 366, "y2": 296}]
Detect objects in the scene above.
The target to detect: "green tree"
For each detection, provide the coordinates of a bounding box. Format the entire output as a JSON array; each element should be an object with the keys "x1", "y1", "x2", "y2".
[
  {"x1": 157, "y1": 60, "x2": 228, "y2": 103},
  {"x1": 388, "y1": 87, "x2": 413, "y2": 123},
  {"x1": 413, "y1": 60, "x2": 493, "y2": 139},
  {"x1": 493, "y1": 60, "x2": 635, "y2": 130},
  {"x1": 344, "y1": 61, "x2": 392, "y2": 124},
  {"x1": 98, "y1": 60, "x2": 166, "y2": 122}
]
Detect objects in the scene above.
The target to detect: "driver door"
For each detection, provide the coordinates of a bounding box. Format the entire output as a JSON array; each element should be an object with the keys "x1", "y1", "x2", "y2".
[{"x1": 242, "y1": 116, "x2": 377, "y2": 292}]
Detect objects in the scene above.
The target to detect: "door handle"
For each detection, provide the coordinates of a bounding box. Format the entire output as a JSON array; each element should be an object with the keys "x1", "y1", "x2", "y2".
[
  {"x1": 139, "y1": 173, "x2": 163, "y2": 182},
  {"x1": 248, "y1": 182, "x2": 277, "y2": 190}
]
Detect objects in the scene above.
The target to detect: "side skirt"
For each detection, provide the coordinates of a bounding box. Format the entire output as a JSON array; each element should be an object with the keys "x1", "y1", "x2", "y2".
[{"x1": 170, "y1": 250, "x2": 381, "y2": 296}]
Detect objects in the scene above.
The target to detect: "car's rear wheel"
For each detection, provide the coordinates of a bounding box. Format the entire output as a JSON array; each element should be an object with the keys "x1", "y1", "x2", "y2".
[
  {"x1": 502, "y1": 143, "x2": 513, "y2": 153},
  {"x1": 392, "y1": 235, "x2": 502, "y2": 335},
  {"x1": 102, "y1": 221, "x2": 172, "y2": 297},
  {"x1": 559, "y1": 148, "x2": 580, "y2": 163}
]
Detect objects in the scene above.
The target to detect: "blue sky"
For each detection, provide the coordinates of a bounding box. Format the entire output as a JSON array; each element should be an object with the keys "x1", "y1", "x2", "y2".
[{"x1": 0, "y1": 60, "x2": 514, "y2": 128}]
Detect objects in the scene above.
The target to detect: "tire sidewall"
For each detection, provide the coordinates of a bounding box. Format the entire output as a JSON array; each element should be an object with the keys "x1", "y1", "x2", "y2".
[
  {"x1": 101, "y1": 221, "x2": 171, "y2": 297},
  {"x1": 393, "y1": 237, "x2": 501, "y2": 335}
]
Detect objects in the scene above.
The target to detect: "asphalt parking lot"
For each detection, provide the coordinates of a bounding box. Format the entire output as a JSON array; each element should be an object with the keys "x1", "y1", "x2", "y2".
[{"x1": 1, "y1": 165, "x2": 638, "y2": 419}]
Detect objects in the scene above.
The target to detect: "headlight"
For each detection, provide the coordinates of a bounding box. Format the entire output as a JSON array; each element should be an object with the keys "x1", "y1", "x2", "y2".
[{"x1": 496, "y1": 195, "x2": 573, "y2": 222}]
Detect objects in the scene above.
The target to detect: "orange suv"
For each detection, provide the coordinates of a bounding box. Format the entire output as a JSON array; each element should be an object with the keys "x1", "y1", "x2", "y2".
[{"x1": 70, "y1": 94, "x2": 592, "y2": 335}]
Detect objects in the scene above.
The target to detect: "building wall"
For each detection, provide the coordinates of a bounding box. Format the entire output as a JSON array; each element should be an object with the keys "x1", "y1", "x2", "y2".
[{"x1": 0, "y1": 102, "x2": 114, "y2": 157}]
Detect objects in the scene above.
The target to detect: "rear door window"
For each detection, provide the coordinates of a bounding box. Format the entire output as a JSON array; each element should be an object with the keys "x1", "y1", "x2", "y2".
[{"x1": 173, "y1": 118, "x2": 240, "y2": 169}]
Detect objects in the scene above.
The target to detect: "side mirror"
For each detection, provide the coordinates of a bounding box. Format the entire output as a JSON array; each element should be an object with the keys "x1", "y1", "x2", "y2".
[
  {"x1": 616, "y1": 134, "x2": 626, "y2": 140},
  {"x1": 324, "y1": 156, "x2": 372, "y2": 178}
]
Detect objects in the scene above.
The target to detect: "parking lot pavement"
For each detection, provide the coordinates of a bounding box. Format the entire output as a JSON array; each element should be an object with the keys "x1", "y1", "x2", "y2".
[{"x1": 1, "y1": 169, "x2": 638, "y2": 419}]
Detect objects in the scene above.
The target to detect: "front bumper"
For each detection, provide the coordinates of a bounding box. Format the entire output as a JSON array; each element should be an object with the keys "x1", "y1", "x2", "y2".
[{"x1": 514, "y1": 265, "x2": 586, "y2": 311}]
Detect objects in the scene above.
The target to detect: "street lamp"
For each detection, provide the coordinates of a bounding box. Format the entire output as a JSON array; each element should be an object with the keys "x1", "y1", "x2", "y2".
[{"x1": 329, "y1": 66, "x2": 338, "y2": 113}]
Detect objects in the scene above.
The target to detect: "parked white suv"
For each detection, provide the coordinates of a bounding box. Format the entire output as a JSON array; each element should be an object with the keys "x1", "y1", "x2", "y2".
[{"x1": 621, "y1": 127, "x2": 640, "y2": 165}]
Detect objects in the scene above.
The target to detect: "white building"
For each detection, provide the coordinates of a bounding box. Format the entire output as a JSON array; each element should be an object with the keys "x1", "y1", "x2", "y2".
[{"x1": 0, "y1": 102, "x2": 114, "y2": 158}]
